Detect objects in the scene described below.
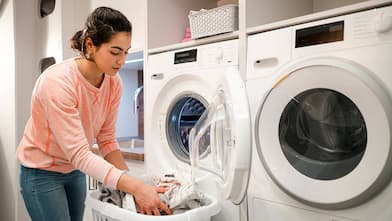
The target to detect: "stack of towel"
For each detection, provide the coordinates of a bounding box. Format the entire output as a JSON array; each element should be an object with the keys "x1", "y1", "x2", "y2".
[{"x1": 97, "y1": 174, "x2": 205, "y2": 215}]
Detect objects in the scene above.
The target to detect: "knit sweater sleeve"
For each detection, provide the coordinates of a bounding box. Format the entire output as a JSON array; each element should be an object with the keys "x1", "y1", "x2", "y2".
[
  {"x1": 96, "y1": 76, "x2": 123, "y2": 157},
  {"x1": 36, "y1": 73, "x2": 124, "y2": 189}
]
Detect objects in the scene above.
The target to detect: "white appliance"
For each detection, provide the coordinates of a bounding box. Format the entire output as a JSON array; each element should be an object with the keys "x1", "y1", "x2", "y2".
[
  {"x1": 246, "y1": 5, "x2": 392, "y2": 221},
  {"x1": 144, "y1": 39, "x2": 251, "y2": 221}
]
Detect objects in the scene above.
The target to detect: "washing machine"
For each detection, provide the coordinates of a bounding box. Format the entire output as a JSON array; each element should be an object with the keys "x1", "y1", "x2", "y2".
[
  {"x1": 144, "y1": 39, "x2": 251, "y2": 221},
  {"x1": 246, "y1": 5, "x2": 392, "y2": 221}
]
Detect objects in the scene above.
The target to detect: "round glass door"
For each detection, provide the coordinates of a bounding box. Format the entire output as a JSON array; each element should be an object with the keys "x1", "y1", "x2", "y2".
[
  {"x1": 279, "y1": 88, "x2": 367, "y2": 180},
  {"x1": 166, "y1": 96, "x2": 209, "y2": 162},
  {"x1": 255, "y1": 58, "x2": 392, "y2": 209},
  {"x1": 189, "y1": 70, "x2": 251, "y2": 204}
]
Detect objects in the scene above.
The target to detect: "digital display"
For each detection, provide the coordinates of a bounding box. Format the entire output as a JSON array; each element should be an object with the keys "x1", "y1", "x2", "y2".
[
  {"x1": 295, "y1": 21, "x2": 344, "y2": 48},
  {"x1": 174, "y1": 49, "x2": 197, "y2": 64}
]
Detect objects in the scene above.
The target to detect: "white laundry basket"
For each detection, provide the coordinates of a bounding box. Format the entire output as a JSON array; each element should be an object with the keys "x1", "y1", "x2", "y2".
[{"x1": 85, "y1": 191, "x2": 220, "y2": 221}]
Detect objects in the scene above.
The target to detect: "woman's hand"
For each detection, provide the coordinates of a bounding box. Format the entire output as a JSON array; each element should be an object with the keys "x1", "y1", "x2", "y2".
[
  {"x1": 133, "y1": 183, "x2": 172, "y2": 215},
  {"x1": 117, "y1": 173, "x2": 172, "y2": 216}
]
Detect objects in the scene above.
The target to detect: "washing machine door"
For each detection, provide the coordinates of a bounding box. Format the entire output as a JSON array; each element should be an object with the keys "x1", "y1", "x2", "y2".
[
  {"x1": 189, "y1": 68, "x2": 251, "y2": 205},
  {"x1": 256, "y1": 57, "x2": 392, "y2": 209}
]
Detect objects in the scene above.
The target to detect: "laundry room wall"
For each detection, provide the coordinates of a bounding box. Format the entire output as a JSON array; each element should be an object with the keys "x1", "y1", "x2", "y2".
[
  {"x1": 313, "y1": 0, "x2": 369, "y2": 12},
  {"x1": 246, "y1": 0, "x2": 314, "y2": 28},
  {"x1": 246, "y1": 0, "x2": 375, "y2": 29},
  {"x1": 90, "y1": 0, "x2": 146, "y2": 50},
  {"x1": 61, "y1": 0, "x2": 91, "y2": 60},
  {"x1": 117, "y1": 68, "x2": 139, "y2": 138},
  {"x1": 0, "y1": 1, "x2": 17, "y2": 220},
  {"x1": 13, "y1": 0, "x2": 43, "y2": 219},
  {"x1": 217, "y1": 0, "x2": 238, "y2": 6}
]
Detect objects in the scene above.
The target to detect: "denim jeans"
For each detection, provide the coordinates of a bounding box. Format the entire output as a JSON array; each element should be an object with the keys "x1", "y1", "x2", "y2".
[{"x1": 19, "y1": 165, "x2": 87, "y2": 221}]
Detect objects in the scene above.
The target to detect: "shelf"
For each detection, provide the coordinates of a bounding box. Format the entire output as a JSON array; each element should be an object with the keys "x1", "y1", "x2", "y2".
[
  {"x1": 246, "y1": 0, "x2": 392, "y2": 35},
  {"x1": 148, "y1": 31, "x2": 239, "y2": 54}
]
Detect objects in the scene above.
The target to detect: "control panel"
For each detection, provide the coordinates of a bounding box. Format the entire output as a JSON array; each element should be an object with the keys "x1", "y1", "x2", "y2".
[{"x1": 173, "y1": 39, "x2": 238, "y2": 68}]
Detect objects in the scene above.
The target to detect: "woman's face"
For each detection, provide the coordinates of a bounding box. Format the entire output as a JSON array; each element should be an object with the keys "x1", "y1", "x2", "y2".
[{"x1": 91, "y1": 32, "x2": 132, "y2": 76}]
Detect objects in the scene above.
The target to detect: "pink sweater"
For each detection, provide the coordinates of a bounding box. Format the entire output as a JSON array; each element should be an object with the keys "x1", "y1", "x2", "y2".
[{"x1": 17, "y1": 58, "x2": 124, "y2": 189}]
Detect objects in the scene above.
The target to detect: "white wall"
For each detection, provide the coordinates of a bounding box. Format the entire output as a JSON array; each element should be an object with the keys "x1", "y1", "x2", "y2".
[
  {"x1": 90, "y1": 0, "x2": 146, "y2": 50},
  {"x1": 246, "y1": 0, "x2": 313, "y2": 28},
  {"x1": 13, "y1": 0, "x2": 41, "y2": 219},
  {"x1": 61, "y1": 0, "x2": 91, "y2": 60},
  {"x1": 117, "y1": 68, "x2": 139, "y2": 138},
  {"x1": 313, "y1": 0, "x2": 368, "y2": 12},
  {"x1": 217, "y1": 0, "x2": 238, "y2": 6},
  {"x1": 0, "y1": 0, "x2": 16, "y2": 220}
]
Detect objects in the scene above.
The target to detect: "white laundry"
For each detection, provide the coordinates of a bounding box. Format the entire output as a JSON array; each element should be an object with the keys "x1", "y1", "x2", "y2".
[
  {"x1": 152, "y1": 175, "x2": 204, "y2": 214},
  {"x1": 122, "y1": 193, "x2": 137, "y2": 212},
  {"x1": 97, "y1": 173, "x2": 204, "y2": 215}
]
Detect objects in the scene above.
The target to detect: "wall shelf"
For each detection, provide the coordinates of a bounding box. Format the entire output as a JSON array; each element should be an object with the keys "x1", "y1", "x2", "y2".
[
  {"x1": 148, "y1": 31, "x2": 239, "y2": 54},
  {"x1": 247, "y1": 0, "x2": 392, "y2": 35}
]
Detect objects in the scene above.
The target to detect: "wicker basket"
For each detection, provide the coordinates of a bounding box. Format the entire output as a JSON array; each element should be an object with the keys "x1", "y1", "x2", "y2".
[{"x1": 188, "y1": 4, "x2": 238, "y2": 39}]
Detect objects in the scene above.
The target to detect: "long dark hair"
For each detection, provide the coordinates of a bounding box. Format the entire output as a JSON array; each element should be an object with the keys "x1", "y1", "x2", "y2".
[{"x1": 70, "y1": 7, "x2": 132, "y2": 57}]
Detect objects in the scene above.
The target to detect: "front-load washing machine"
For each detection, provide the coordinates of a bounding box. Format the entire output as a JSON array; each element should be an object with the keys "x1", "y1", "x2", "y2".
[
  {"x1": 246, "y1": 5, "x2": 392, "y2": 221},
  {"x1": 144, "y1": 39, "x2": 251, "y2": 221}
]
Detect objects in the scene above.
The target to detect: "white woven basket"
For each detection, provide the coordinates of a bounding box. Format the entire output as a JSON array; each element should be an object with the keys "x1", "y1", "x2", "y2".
[{"x1": 188, "y1": 4, "x2": 238, "y2": 39}]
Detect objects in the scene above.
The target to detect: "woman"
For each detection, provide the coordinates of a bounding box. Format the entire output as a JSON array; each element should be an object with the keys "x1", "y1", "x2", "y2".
[{"x1": 17, "y1": 6, "x2": 171, "y2": 221}]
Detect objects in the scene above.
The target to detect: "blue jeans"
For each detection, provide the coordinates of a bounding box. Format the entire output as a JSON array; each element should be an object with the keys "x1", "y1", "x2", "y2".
[{"x1": 19, "y1": 165, "x2": 87, "y2": 221}]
